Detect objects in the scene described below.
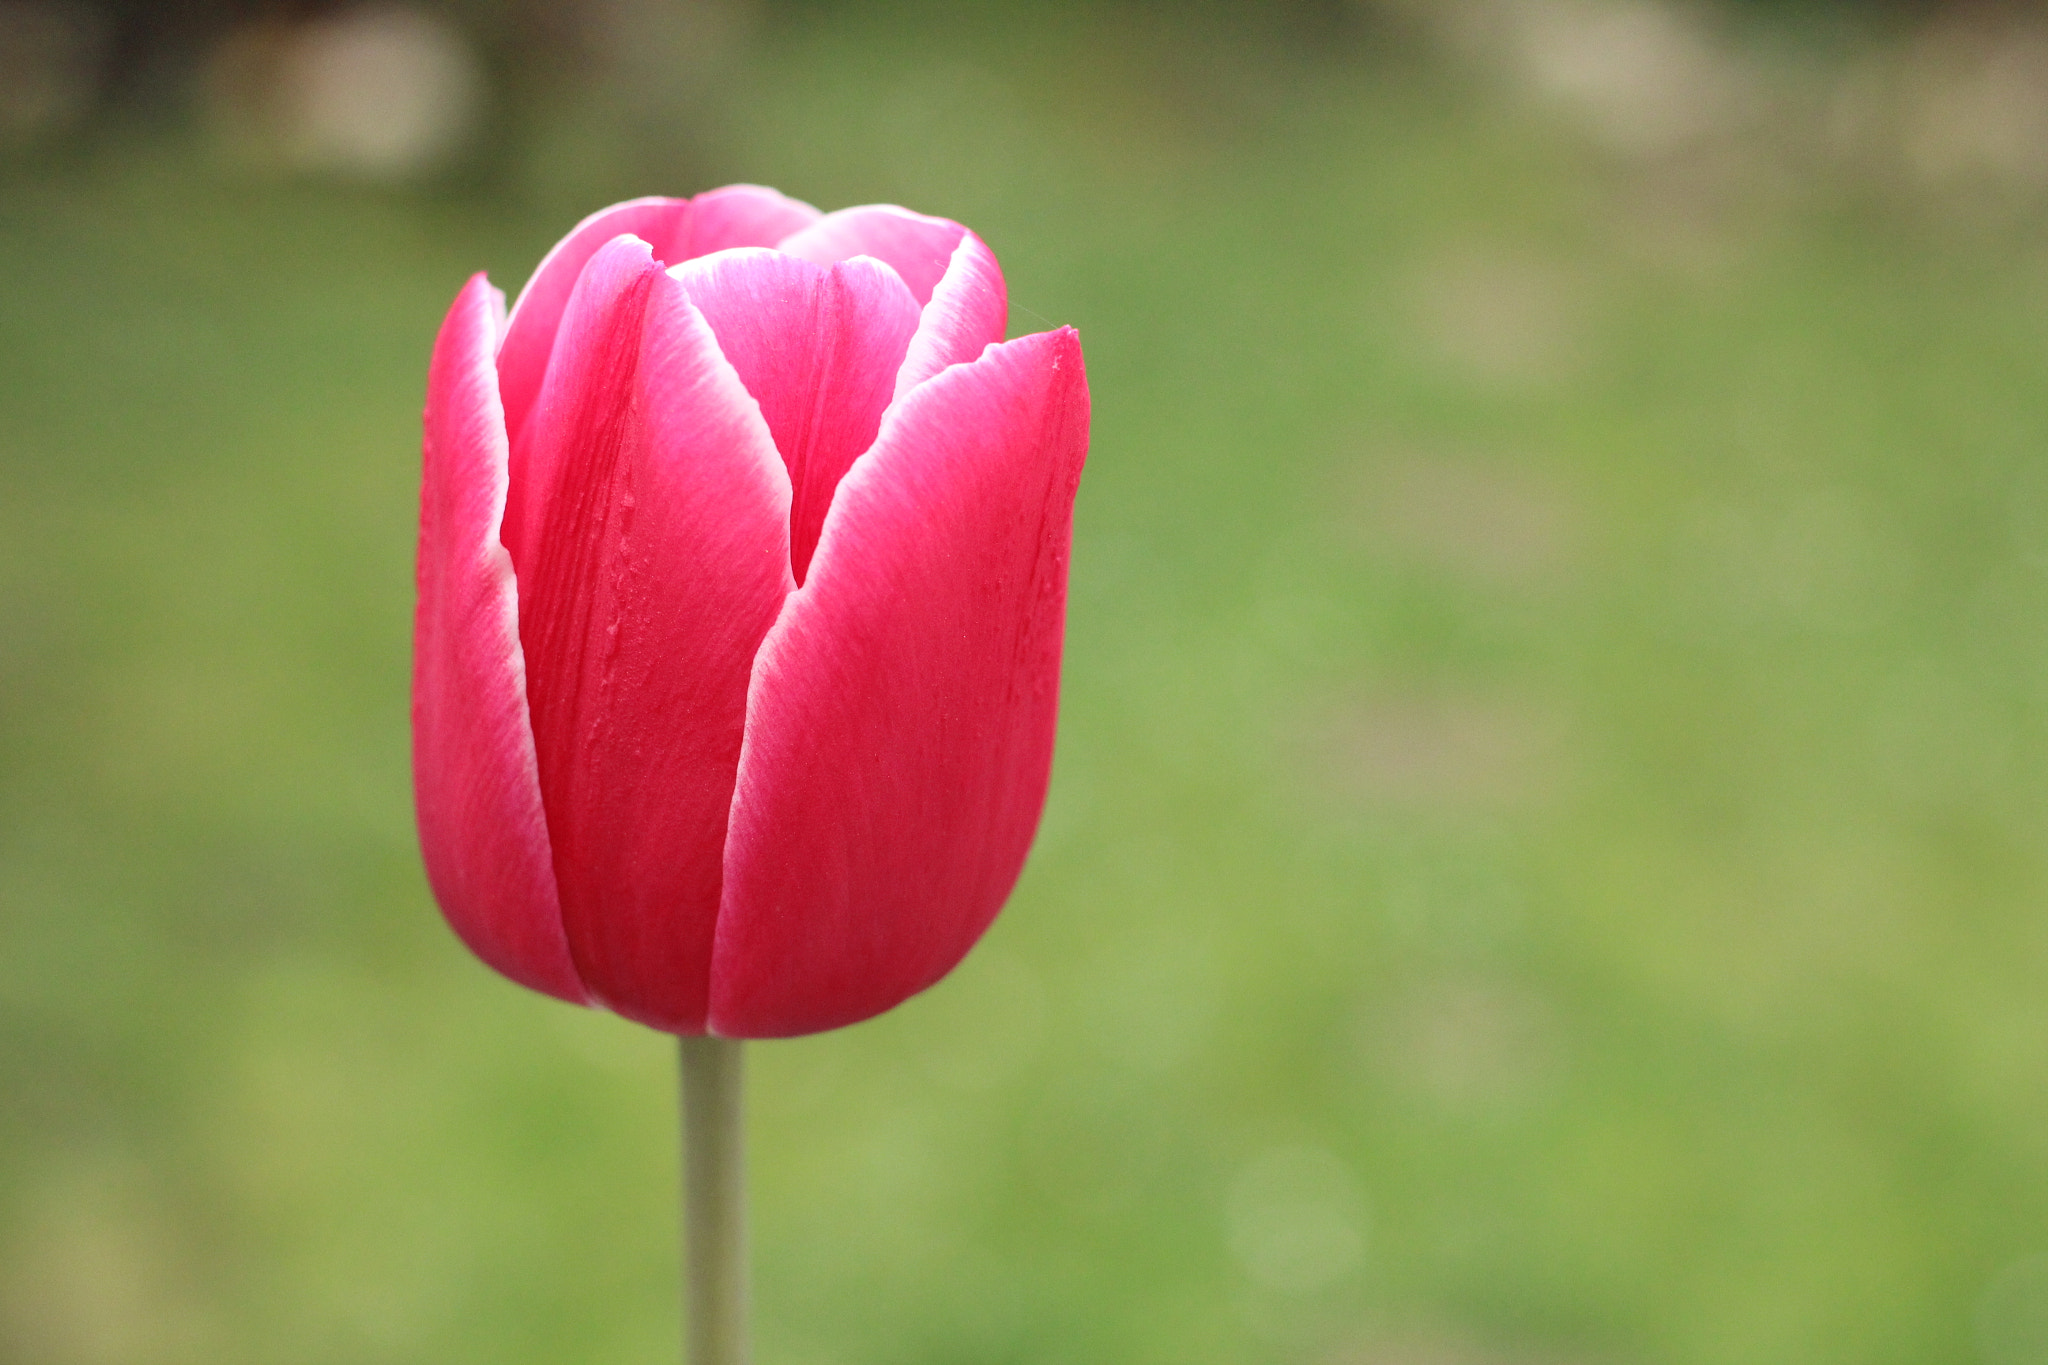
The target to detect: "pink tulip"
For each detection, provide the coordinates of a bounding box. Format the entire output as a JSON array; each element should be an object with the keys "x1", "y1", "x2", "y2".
[{"x1": 413, "y1": 186, "x2": 1089, "y2": 1039}]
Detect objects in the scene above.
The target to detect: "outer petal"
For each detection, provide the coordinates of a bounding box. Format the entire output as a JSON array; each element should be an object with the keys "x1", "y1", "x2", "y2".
[
  {"x1": 777, "y1": 205, "x2": 968, "y2": 306},
  {"x1": 511, "y1": 238, "x2": 795, "y2": 1035},
  {"x1": 497, "y1": 188, "x2": 820, "y2": 448},
  {"x1": 413, "y1": 273, "x2": 585, "y2": 1004},
  {"x1": 892, "y1": 230, "x2": 1008, "y2": 399},
  {"x1": 710, "y1": 327, "x2": 1089, "y2": 1038},
  {"x1": 670, "y1": 248, "x2": 922, "y2": 583}
]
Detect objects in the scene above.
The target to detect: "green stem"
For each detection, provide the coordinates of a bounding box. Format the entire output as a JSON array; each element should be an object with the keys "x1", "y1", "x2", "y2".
[{"x1": 680, "y1": 1035, "x2": 748, "y2": 1365}]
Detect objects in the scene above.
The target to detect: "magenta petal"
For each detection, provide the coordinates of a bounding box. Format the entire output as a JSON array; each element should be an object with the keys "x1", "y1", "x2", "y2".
[
  {"x1": 497, "y1": 199, "x2": 692, "y2": 449},
  {"x1": 499, "y1": 234, "x2": 657, "y2": 580},
  {"x1": 496, "y1": 188, "x2": 821, "y2": 449},
  {"x1": 776, "y1": 205, "x2": 969, "y2": 306},
  {"x1": 672, "y1": 249, "x2": 922, "y2": 583},
  {"x1": 413, "y1": 274, "x2": 585, "y2": 1005},
  {"x1": 661, "y1": 184, "x2": 821, "y2": 262},
  {"x1": 893, "y1": 230, "x2": 1008, "y2": 399},
  {"x1": 511, "y1": 239, "x2": 795, "y2": 1035},
  {"x1": 710, "y1": 328, "x2": 1090, "y2": 1038}
]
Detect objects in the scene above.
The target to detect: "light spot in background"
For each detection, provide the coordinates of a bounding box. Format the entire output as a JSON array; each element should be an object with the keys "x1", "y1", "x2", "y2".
[
  {"x1": 1326, "y1": 1325, "x2": 1593, "y2": 1364},
  {"x1": 1400, "y1": 0, "x2": 1747, "y2": 158},
  {"x1": 0, "y1": 0, "x2": 105, "y2": 149},
  {"x1": 1976, "y1": 1253, "x2": 2048, "y2": 1365},
  {"x1": 201, "y1": 5, "x2": 484, "y2": 179},
  {"x1": 1227, "y1": 1145, "x2": 1366, "y2": 1295},
  {"x1": 1350, "y1": 455, "x2": 1581, "y2": 586},
  {"x1": 1409, "y1": 246, "x2": 1591, "y2": 389},
  {"x1": 1405, "y1": 0, "x2": 2048, "y2": 217},
  {"x1": 1364, "y1": 975, "x2": 1564, "y2": 1111},
  {"x1": 1314, "y1": 693, "x2": 1570, "y2": 809},
  {"x1": 1504, "y1": 0, "x2": 1745, "y2": 158}
]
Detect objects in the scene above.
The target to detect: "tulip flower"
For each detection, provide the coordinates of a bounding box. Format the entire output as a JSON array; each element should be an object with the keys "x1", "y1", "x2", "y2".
[{"x1": 412, "y1": 186, "x2": 1089, "y2": 1040}]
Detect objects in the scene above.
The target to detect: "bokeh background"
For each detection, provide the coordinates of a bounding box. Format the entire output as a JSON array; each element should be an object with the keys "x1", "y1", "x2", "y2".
[{"x1": 9, "y1": 0, "x2": 2048, "y2": 1361}]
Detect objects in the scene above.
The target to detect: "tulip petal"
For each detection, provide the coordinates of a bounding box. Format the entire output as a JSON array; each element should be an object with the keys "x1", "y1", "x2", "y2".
[
  {"x1": 893, "y1": 230, "x2": 1008, "y2": 399},
  {"x1": 511, "y1": 237, "x2": 796, "y2": 1035},
  {"x1": 669, "y1": 183, "x2": 822, "y2": 261},
  {"x1": 710, "y1": 327, "x2": 1089, "y2": 1038},
  {"x1": 777, "y1": 205, "x2": 969, "y2": 306},
  {"x1": 497, "y1": 188, "x2": 821, "y2": 449},
  {"x1": 414, "y1": 274, "x2": 586, "y2": 1005},
  {"x1": 671, "y1": 249, "x2": 922, "y2": 584},
  {"x1": 498, "y1": 199, "x2": 691, "y2": 450}
]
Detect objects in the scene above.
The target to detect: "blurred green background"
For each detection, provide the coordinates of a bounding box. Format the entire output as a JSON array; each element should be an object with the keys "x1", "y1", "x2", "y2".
[{"x1": 11, "y1": 1, "x2": 2048, "y2": 1362}]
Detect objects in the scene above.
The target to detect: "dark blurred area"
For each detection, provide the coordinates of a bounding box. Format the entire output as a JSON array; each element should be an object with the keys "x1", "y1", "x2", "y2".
[
  {"x1": 4, "y1": 0, "x2": 2029, "y2": 185},
  {"x1": 15, "y1": 1, "x2": 2048, "y2": 1364},
  {"x1": 12, "y1": 0, "x2": 2048, "y2": 205}
]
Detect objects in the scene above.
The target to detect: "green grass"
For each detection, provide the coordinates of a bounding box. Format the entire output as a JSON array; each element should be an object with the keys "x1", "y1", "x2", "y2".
[{"x1": 7, "y1": 9, "x2": 2048, "y2": 1364}]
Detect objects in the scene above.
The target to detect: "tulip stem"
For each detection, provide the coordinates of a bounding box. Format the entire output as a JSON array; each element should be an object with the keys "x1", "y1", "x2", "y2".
[{"x1": 680, "y1": 1035, "x2": 748, "y2": 1365}]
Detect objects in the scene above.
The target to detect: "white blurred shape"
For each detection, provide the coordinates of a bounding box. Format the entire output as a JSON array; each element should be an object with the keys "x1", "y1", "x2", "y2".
[
  {"x1": 286, "y1": 6, "x2": 482, "y2": 176},
  {"x1": 203, "y1": 6, "x2": 483, "y2": 179},
  {"x1": 1226, "y1": 1144, "x2": 1364, "y2": 1295},
  {"x1": 0, "y1": 0, "x2": 105, "y2": 147},
  {"x1": 1510, "y1": 0, "x2": 1737, "y2": 156}
]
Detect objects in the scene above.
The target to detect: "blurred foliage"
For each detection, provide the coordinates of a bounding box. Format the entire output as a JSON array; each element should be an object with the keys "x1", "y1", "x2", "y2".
[{"x1": 9, "y1": 3, "x2": 2048, "y2": 1365}]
